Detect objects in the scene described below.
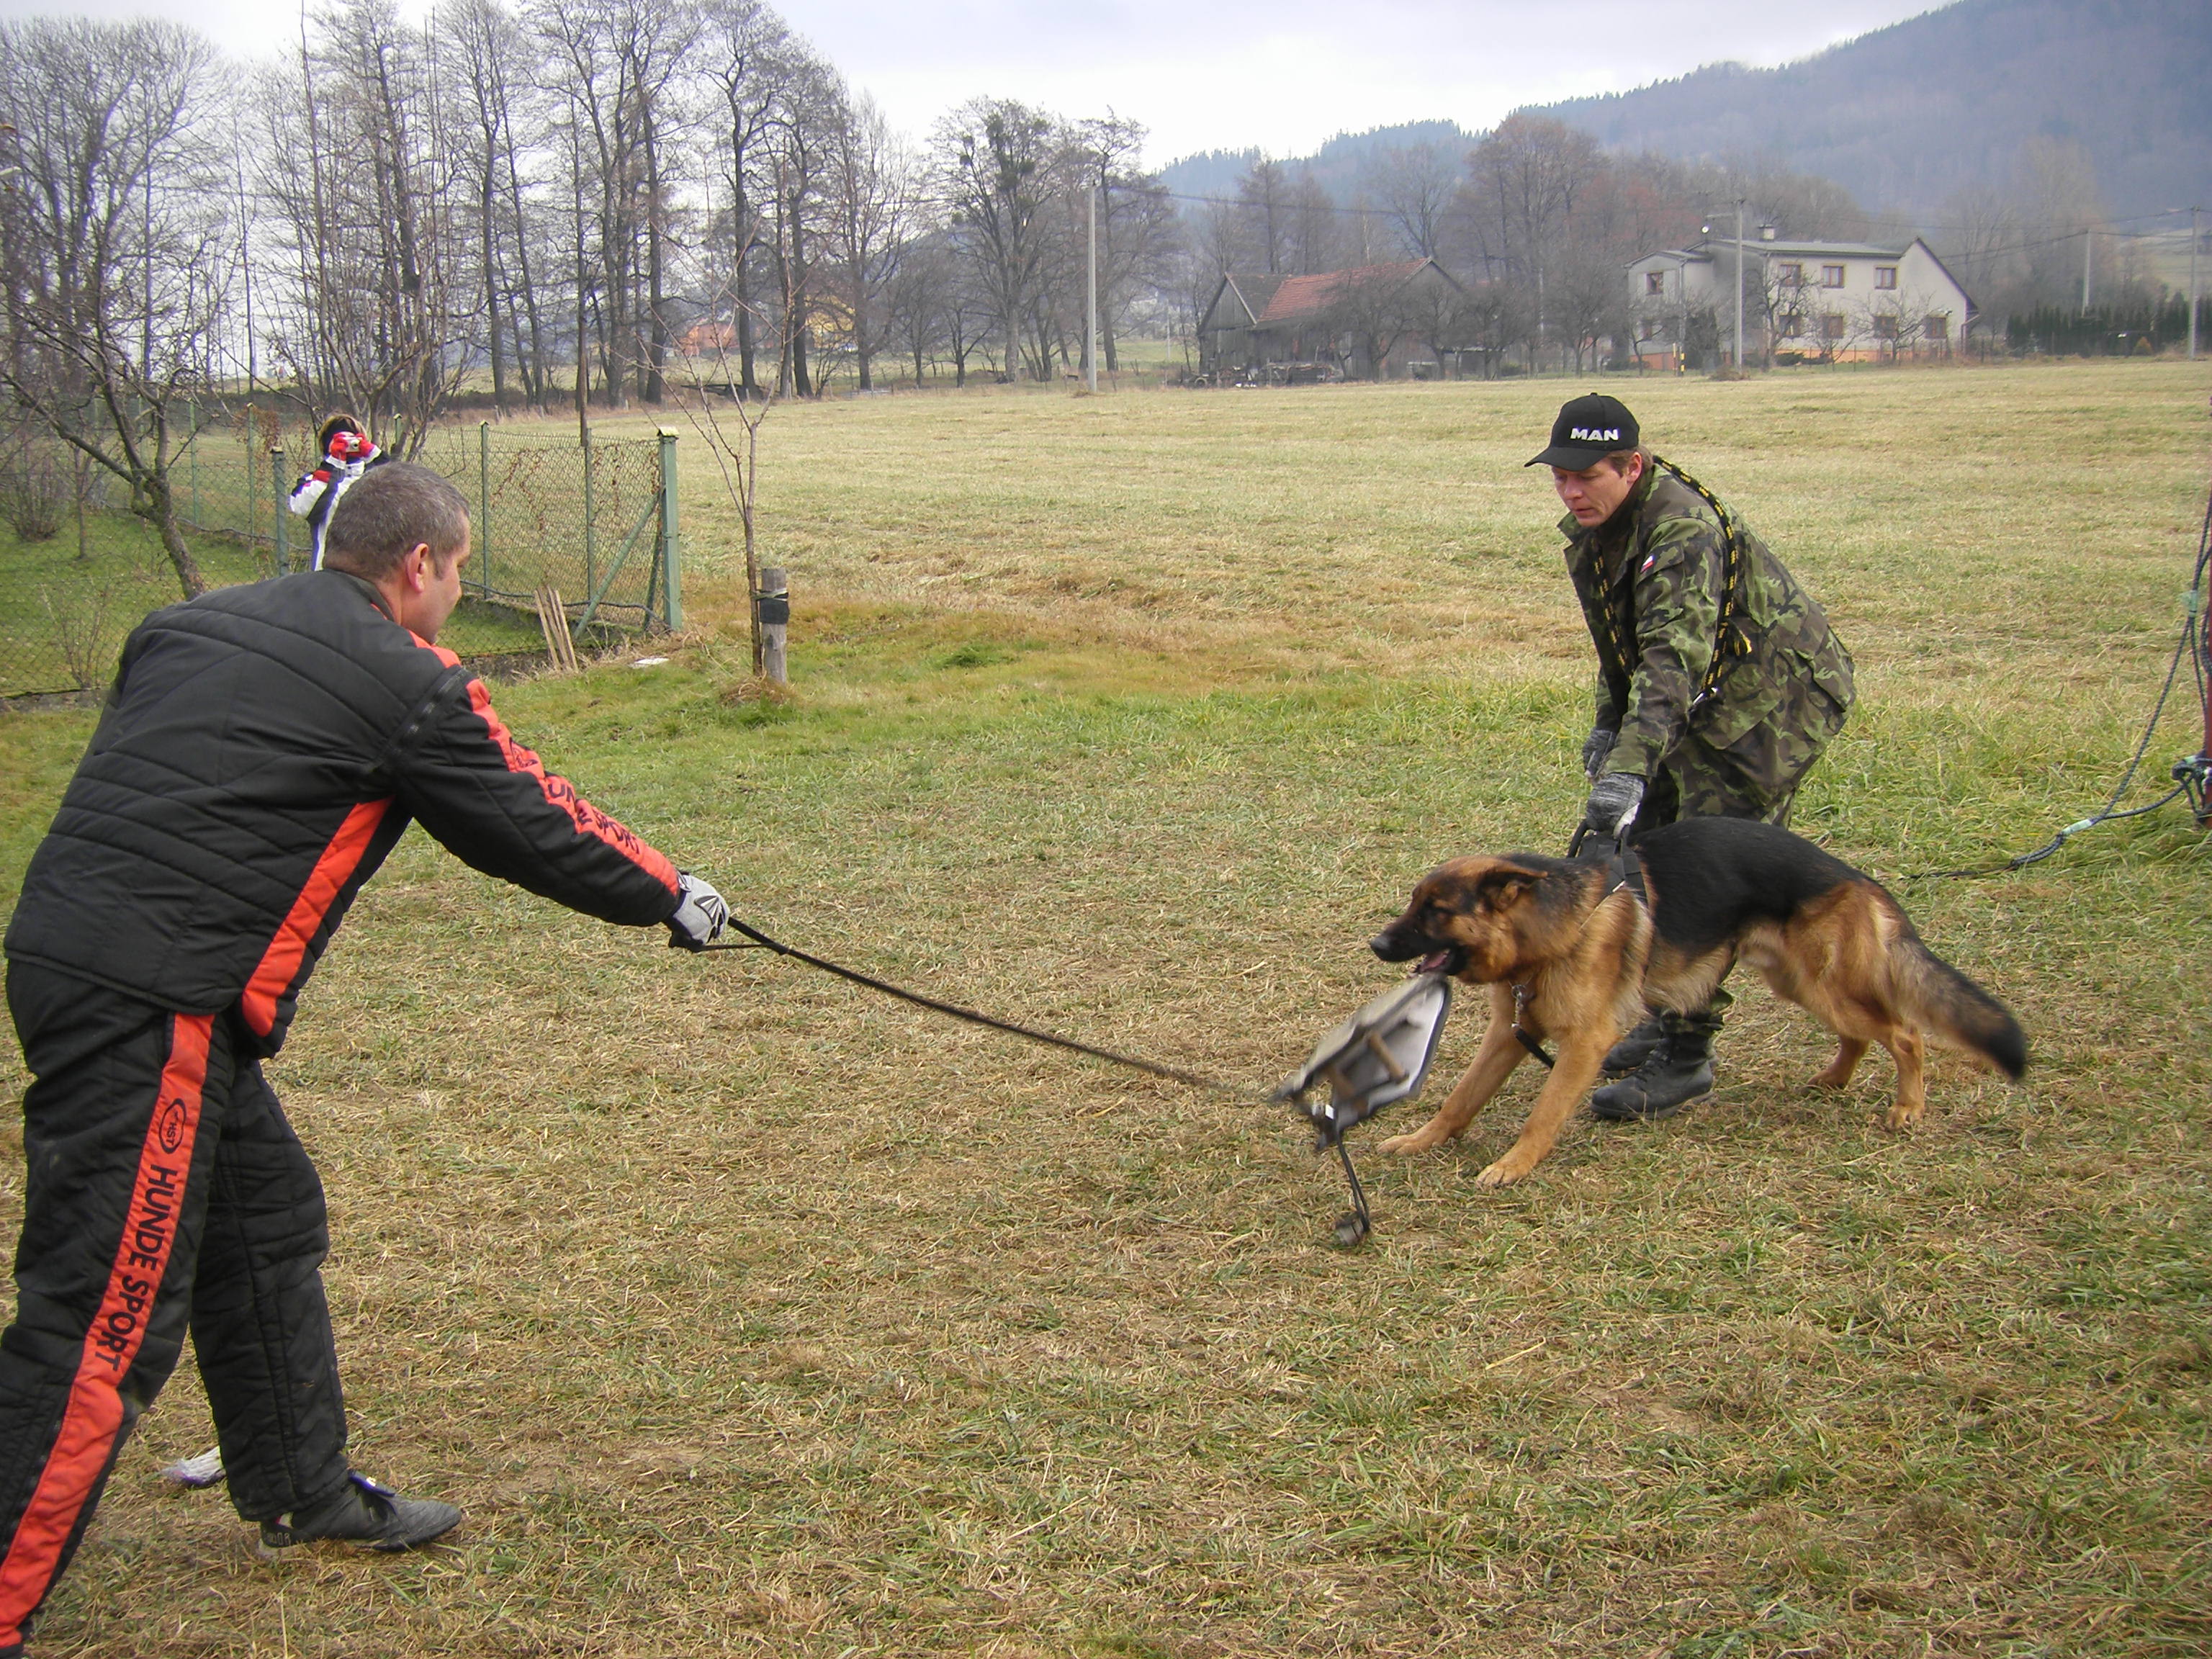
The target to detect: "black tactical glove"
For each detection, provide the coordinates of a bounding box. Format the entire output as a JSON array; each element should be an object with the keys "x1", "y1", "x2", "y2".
[
  {"x1": 665, "y1": 872, "x2": 731, "y2": 950},
  {"x1": 1581, "y1": 722, "x2": 1619, "y2": 781},
  {"x1": 1582, "y1": 773, "x2": 1645, "y2": 839}
]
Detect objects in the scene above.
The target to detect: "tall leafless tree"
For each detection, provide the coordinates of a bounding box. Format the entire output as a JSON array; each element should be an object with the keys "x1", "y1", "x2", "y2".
[
  {"x1": 1460, "y1": 114, "x2": 1607, "y2": 366},
  {"x1": 698, "y1": 0, "x2": 791, "y2": 397},
  {"x1": 441, "y1": 0, "x2": 552, "y2": 414},
  {"x1": 534, "y1": 0, "x2": 694, "y2": 407},
  {"x1": 0, "y1": 17, "x2": 231, "y2": 597},
  {"x1": 1361, "y1": 141, "x2": 1461, "y2": 261},
  {"x1": 764, "y1": 46, "x2": 845, "y2": 396},
  {"x1": 1233, "y1": 156, "x2": 1294, "y2": 276},
  {"x1": 259, "y1": 0, "x2": 471, "y2": 449},
  {"x1": 824, "y1": 91, "x2": 919, "y2": 392},
  {"x1": 1066, "y1": 116, "x2": 1179, "y2": 374},
  {"x1": 935, "y1": 97, "x2": 1064, "y2": 382}
]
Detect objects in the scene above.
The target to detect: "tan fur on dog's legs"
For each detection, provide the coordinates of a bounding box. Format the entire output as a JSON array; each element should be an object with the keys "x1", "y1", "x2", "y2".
[
  {"x1": 1379, "y1": 984, "x2": 1524, "y2": 1156},
  {"x1": 1475, "y1": 1035, "x2": 1609, "y2": 1188},
  {"x1": 1879, "y1": 1025, "x2": 1928, "y2": 1130},
  {"x1": 1812, "y1": 1035, "x2": 1869, "y2": 1089}
]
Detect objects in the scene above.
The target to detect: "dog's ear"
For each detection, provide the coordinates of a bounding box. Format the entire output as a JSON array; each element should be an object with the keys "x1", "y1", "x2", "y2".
[{"x1": 1475, "y1": 866, "x2": 1545, "y2": 908}]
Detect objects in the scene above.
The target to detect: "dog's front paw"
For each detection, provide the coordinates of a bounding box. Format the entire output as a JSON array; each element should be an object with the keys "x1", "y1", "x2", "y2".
[
  {"x1": 1473, "y1": 1154, "x2": 1533, "y2": 1188},
  {"x1": 1882, "y1": 1102, "x2": 1925, "y2": 1132},
  {"x1": 1378, "y1": 1129, "x2": 1438, "y2": 1156}
]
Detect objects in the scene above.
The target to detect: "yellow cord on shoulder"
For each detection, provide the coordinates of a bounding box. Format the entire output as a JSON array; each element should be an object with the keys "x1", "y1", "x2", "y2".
[{"x1": 1650, "y1": 453, "x2": 1752, "y2": 702}]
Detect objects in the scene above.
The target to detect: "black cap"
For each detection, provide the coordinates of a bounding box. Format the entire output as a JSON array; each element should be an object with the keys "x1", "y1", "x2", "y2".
[{"x1": 1526, "y1": 394, "x2": 1640, "y2": 469}]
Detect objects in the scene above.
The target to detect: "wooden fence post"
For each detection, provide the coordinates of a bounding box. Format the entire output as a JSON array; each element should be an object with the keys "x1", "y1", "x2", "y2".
[{"x1": 757, "y1": 566, "x2": 788, "y2": 684}]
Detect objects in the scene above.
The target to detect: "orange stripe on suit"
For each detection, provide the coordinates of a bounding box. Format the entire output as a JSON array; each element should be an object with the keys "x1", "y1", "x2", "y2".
[
  {"x1": 239, "y1": 800, "x2": 392, "y2": 1040},
  {"x1": 0, "y1": 1012, "x2": 210, "y2": 1645}
]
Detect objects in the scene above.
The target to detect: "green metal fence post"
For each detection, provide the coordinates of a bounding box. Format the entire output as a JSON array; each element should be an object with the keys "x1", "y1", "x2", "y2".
[
  {"x1": 187, "y1": 400, "x2": 198, "y2": 529},
  {"x1": 271, "y1": 446, "x2": 289, "y2": 572},
  {"x1": 478, "y1": 421, "x2": 492, "y2": 598},
  {"x1": 582, "y1": 427, "x2": 596, "y2": 606},
  {"x1": 657, "y1": 428, "x2": 680, "y2": 631}
]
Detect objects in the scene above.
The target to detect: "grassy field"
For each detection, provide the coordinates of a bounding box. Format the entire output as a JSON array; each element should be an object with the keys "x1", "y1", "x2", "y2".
[{"x1": 1, "y1": 359, "x2": 2208, "y2": 1657}]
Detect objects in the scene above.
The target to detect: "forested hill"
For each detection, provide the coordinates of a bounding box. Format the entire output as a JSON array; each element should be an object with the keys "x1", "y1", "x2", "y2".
[
  {"x1": 1161, "y1": 0, "x2": 2207, "y2": 225},
  {"x1": 1161, "y1": 121, "x2": 1479, "y2": 205},
  {"x1": 1537, "y1": 0, "x2": 2209, "y2": 221}
]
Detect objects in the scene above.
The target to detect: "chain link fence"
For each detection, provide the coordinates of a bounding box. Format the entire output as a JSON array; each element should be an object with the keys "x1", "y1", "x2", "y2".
[{"x1": 1, "y1": 409, "x2": 680, "y2": 700}]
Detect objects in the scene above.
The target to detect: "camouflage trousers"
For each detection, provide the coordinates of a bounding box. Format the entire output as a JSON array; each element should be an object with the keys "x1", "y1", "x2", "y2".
[{"x1": 1625, "y1": 727, "x2": 1820, "y2": 1035}]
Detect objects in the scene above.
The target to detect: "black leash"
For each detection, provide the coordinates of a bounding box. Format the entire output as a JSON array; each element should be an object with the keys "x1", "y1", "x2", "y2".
[
  {"x1": 696, "y1": 921, "x2": 1380, "y2": 1243},
  {"x1": 698, "y1": 920, "x2": 1249, "y2": 1096},
  {"x1": 1903, "y1": 475, "x2": 2212, "y2": 880}
]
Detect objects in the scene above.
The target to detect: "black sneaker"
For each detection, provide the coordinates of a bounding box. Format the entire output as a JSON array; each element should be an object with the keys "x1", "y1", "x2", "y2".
[{"x1": 257, "y1": 1472, "x2": 462, "y2": 1558}]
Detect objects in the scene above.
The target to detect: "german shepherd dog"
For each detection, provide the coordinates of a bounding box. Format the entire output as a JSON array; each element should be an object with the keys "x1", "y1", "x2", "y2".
[{"x1": 1367, "y1": 817, "x2": 2026, "y2": 1187}]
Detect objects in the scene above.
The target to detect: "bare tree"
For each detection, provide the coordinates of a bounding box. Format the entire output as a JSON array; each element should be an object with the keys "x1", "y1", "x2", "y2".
[
  {"x1": 935, "y1": 97, "x2": 1064, "y2": 382},
  {"x1": 1233, "y1": 156, "x2": 1295, "y2": 275},
  {"x1": 823, "y1": 90, "x2": 920, "y2": 392},
  {"x1": 881, "y1": 227, "x2": 954, "y2": 385},
  {"x1": 0, "y1": 17, "x2": 231, "y2": 598},
  {"x1": 532, "y1": 0, "x2": 694, "y2": 408},
  {"x1": 259, "y1": 0, "x2": 471, "y2": 449},
  {"x1": 698, "y1": 0, "x2": 791, "y2": 397},
  {"x1": 1285, "y1": 166, "x2": 1344, "y2": 276},
  {"x1": 1936, "y1": 179, "x2": 2023, "y2": 319},
  {"x1": 441, "y1": 0, "x2": 551, "y2": 415},
  {"x1": 1550, "y1": 234, "x2": 1629, "y2": 371},
  {"x1": 762, "y1": 44, "x2": 843, "y2": 396},
  {"x1": 1461, "y1": 114, "x2": 1606, "y2": 366},
  {"x1": 2015, "y1": 135, "x2": 2106, "y2": 310},
  {"x1": 1361, "y1": 141, "x2": 1460, "y2": 260},
  {"x1": 1067, "y1": 114, "x2": 1178, "y2": 373},
  {"x1": 1318, "y1": 264, "x2": 1426, "y2": 378}
]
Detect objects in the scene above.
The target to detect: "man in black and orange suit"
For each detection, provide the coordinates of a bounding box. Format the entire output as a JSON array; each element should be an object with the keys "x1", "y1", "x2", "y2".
[{"x1": 0, "y1": 464, "x2": 731, "y2": 1655}]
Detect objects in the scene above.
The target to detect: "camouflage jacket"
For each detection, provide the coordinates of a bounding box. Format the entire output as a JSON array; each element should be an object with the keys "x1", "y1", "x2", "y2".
[{"x1": 1561, "y1": 460, "x2": 1855, "y2": 790}]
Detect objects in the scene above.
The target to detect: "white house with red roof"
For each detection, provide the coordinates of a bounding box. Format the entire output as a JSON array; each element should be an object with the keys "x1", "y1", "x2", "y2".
[{"x1": 1628, "y1": 232, "x2": 1973, "y2": 367}]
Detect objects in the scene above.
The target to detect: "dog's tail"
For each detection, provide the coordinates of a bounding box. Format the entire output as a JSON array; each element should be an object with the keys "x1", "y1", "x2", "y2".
[{"x1": 1887, "y1": 913, "x2": 2027, "y2": 1079}]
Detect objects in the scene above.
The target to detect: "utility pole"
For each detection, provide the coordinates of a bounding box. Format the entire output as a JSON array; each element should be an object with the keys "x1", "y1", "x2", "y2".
[
  {"x1": 2191, "y1": 207, "x2": 2202, "y2": 361},
  {"x1": 2082, "y1": 224, "x2": 2094, "y2": 310},
  {"x1": 1734, "y1": 198, "x2": 1745, "y2": 372},
  {"x1": 1678, "y1": 253, "x2": 1690, "y2": 374},
  {"x1": 1084, "y1": 184, "x2": 1097, "y2": 394}
]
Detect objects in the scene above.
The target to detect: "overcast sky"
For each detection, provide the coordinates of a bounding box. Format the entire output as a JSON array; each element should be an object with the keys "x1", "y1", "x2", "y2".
[{"x1": 3, "y1": 0, "x2": 1946, "y2": 164}]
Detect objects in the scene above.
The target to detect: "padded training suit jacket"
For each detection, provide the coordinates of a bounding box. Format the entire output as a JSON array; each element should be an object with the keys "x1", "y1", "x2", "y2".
[{"x1": 4, "y1": 568, "x2": 682, "y2": 1054}]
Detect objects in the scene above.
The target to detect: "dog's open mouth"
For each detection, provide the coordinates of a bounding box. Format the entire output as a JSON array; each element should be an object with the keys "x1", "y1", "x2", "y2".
[{"x1": 1416, "y1": 947, "x2": 1468, "y2": 976}]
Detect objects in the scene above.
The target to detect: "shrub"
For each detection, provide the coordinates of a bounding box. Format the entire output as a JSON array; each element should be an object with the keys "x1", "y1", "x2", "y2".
[{"x1": 0, "y1": 447, "x2": 68, "y2": 543}]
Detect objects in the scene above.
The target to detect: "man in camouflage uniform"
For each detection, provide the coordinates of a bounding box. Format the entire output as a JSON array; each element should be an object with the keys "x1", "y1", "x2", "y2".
[{"x1": 1529, "y1": 393, "x2": 1855, "y2": 1120}]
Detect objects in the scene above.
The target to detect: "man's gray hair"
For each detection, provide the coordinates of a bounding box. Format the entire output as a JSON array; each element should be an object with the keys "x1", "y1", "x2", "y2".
[{"x1": 323, "y1": 462, "x2": 469, "y2": 579}]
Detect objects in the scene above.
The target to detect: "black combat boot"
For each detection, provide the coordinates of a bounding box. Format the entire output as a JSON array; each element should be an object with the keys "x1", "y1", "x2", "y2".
[
  {"x1": 1601, "y1": 1015, "x2": 1665, "y2": 1076},
  {"x1": 1589, "y1": 1016, "x2": 1717, "y2": 1121}
]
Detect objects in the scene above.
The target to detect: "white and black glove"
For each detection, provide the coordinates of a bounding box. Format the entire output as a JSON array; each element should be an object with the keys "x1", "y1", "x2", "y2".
[
  {"x1": 1582, "y1": 773, "x2": 1645, "y2": 840},
  {"x1": 1581, "y1": 721, "x2": 1619, "y2": 782},
  {"x1": 665, "y1": 872, "x2": 730, "y2": 950}
]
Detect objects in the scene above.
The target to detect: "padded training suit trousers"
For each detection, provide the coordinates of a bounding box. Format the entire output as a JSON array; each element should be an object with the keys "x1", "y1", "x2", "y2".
[{"x1": 0, "y1": 964, "x2": 351, "y2": 1648}]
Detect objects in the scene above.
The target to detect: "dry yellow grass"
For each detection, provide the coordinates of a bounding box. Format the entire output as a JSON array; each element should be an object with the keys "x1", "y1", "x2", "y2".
[{"x1": 0, "y1": 359, "x2": 2208, "y2": 1657}]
